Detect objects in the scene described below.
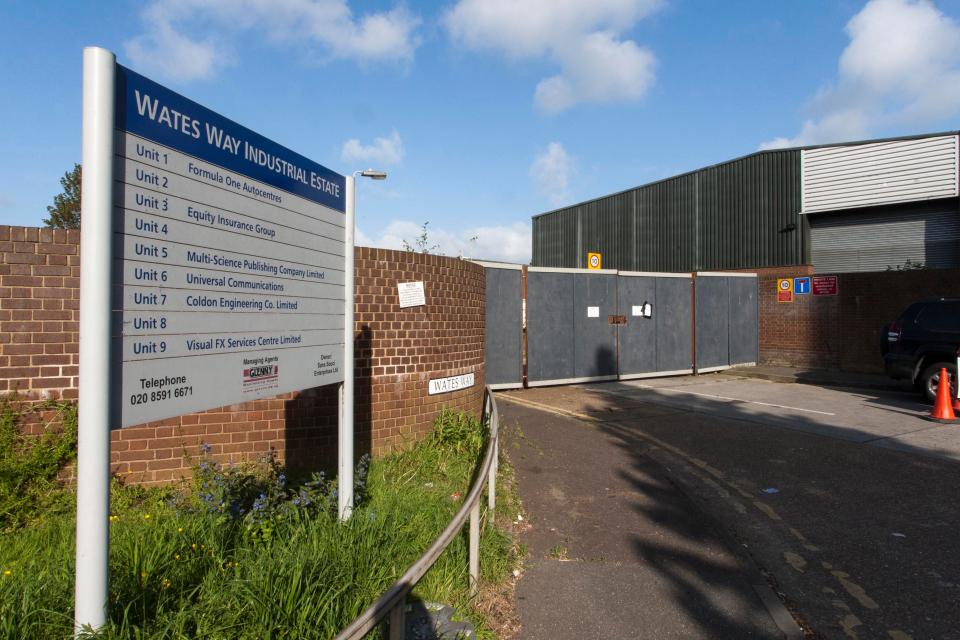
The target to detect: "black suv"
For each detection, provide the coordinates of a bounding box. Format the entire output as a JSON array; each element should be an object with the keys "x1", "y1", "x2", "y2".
[{"x1": 882, "y1": 297, "x2": 960, "y2": 402}]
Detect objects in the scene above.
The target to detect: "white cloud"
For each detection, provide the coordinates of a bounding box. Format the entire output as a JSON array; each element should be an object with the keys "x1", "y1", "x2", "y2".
[
  {"x1": 760, "y1": 0, "x2": 960, "y2": 149},
  {"x1": 535, "y1": 32, "x2": 656, "y2": 113},
  {"x1": 126, "y1": 17, "x2": 223, "y2": 82},
  {"x1": 357, "y1": 220, "x2": 531, "y2": 263},
  {"x1": 125, "y1": 0, "x2": 421, "y2": 82},
  {"x1": 341, "y1": 130, "x2": 405, "y2": 165},
  {"x1": 444, "y1": 0, "x2": 661, "y2": 112},
  {"x1": 530, "y1": 142, "x2": 575, "y2": 205}
]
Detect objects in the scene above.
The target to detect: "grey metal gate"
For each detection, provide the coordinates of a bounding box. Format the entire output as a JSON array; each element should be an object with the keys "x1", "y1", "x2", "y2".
[
  {"x1": 527, "y1": 267, "x2": 617, "y2": 386},
  {"x1": 483, "y1": 265, "x2": 757, "y2": 388},
  {"x1": 477, "y1": 262, "x2": 523, "y2": 389},
  {"x1": 617, "y1": 272, "x2": 693, "y2": 379},
  {"x1": 727, "y1": 274, "x2": 759, "y2": 367},
  {"x1": 573, "y1": 271, "x2": 618, "y2": 381},
  {"x1": 694, "y1": 272, "x2": 758, "y2": 372}
]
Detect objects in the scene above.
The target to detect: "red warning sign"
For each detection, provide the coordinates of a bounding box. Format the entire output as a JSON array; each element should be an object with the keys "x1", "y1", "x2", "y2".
[{"x1": 812, "y1": 275, "x2": 838, "y2": 296}]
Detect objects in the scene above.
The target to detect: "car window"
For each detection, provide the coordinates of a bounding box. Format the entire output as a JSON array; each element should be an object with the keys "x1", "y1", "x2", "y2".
[{"x1": 917, "y1": 303, "x2": 960, "y2": 332}]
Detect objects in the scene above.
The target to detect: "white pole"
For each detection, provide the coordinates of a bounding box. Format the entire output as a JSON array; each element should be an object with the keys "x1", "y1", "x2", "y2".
[
  {"x1": 75, "y1": 46, "x2": 116, "y2": 634},
  {"x1": 339, "y1": 175, "x2": 355, "y2": 520}
]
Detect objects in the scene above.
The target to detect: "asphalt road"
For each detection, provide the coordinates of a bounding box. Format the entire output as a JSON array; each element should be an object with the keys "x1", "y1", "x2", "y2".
[
  {"x1": 501, "y1": 396, "x2": 786, "y2": 639},
  {"x1": 501, "y1": 376, "x2": 960, "y2": 640}
]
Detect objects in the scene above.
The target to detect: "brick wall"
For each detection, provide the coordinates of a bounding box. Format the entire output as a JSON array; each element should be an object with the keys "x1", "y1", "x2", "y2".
[
  {"x1": 2, "y1": 226, "x2": 485, "y2": 484},
  {"x1": 0, "y1": 226, "x2": 80, "y2": 398},
  {"x1": 745, "y1": 265, "x2": 960, "y2": 373}
]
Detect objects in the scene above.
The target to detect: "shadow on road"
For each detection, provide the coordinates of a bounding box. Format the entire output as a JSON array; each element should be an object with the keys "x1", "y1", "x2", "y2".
[{"x1": 503, "y1": 379, "x2": 960, "y2": 639}]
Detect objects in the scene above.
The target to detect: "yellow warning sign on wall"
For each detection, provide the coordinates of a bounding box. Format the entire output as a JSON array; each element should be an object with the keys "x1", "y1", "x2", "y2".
[
  {"x1": 777, "y1": 278, "x2": 793, "y2": 303},
  {"x1": 587, "y1": 252, "x2": 602, "y2": 270}
]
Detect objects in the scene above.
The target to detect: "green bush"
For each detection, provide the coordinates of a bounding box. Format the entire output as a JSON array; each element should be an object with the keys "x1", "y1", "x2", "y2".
[{"x1": 0, "y1": 398, "x2": 77, "y2": 531}]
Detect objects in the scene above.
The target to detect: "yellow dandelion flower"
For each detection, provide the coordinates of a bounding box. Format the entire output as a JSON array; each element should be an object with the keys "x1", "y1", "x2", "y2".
[
  {"x1": 143, "y1": 514, "x2": 151, "y2": 520},
  {"x1": 174, "y1": 554, "x2": 180, "y2": 560},
  {"x1": 2, "y1": 570, "x2": 11, "y2": 577},
  {"x1": 109, "y1": 515, "x2": 119, "y2": 522},
  {"x1": 177, "y1": 527, "x2": 183, "y2": 533},
  {"x1": 161, "y1": 578, "x2": 171, "y2": 589},
  {"x1": 191, "y1": 543, "x2": 196, "y2": 550},
  {"x1": 140, "y1": 571, "x2": 148, "y2": 579}
]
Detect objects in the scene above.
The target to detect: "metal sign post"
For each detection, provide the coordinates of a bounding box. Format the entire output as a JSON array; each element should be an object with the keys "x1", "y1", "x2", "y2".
[
  {"x1": 75, "y1": 45, "x2": 116, "y2": 634},
  {"x1": 339, "y1": 175, "x2": 355, "y2": 520}
]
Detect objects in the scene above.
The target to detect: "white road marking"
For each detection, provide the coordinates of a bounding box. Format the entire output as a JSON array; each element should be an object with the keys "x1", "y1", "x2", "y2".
[{"x1": 626, "y1": 384, "x2": 838, "y2": 416}]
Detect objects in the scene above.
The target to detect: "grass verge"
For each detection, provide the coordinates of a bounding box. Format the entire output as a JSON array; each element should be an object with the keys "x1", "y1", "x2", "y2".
[{"x1": 0, "y1": 406, "x2": 521, "y2": 639}]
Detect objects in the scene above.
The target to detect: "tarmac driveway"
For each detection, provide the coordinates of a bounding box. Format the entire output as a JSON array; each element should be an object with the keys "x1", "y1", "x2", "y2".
[{"x1": 501, "y1": 374, "x2": 960, "y2": 640}]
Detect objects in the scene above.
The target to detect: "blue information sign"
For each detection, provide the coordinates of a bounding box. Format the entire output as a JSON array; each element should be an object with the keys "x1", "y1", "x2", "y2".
[
  {"x1": 111, "y1": 62, "x2": 348, "y2": 428},
  {"x1": 115, "y1": 66, "x2": 345, "y2": 212},
  {"x1": 794, "y1": 277, "x2": 811, "y2": 295}
]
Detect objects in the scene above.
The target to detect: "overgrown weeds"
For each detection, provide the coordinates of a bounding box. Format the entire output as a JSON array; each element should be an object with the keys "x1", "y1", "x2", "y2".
[
  {"x1": 0, "y1": 396, "x2": 77, "y2": 532},
  {"x1": 0, "y1": 404, "x2": 520, "y2": 639}
]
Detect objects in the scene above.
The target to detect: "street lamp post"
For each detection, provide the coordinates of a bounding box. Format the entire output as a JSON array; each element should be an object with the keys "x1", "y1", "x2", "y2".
[{"x1": 339, "y1": 169, "x2": 386, "y2": 520}]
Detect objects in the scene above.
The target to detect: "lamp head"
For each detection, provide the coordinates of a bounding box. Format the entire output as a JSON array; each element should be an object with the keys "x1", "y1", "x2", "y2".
[{"x1": 359, "y1": 169, "x2": 387, "y2": 180}]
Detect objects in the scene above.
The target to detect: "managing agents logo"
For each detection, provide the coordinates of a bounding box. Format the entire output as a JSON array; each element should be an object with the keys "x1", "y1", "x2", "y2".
[
  {"x1": 242, "y1": 364, "x2": 279, "y2": 392},
  {"x1": 244, "y1": 365, "x2": 278, "y2": 382},
  {"x1": 241, "y1": 355, "x2": 280, "y2": 392}
]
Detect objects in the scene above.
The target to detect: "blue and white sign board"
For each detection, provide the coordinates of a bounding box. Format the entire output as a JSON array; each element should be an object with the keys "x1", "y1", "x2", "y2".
[
  {"x1": 112, "y1": 65, "x2": 346, "y2": 426},
  {"x1": 76, "y1": 48, "x2": 351, "y2": 630},
  {"x1": 793, "y1": 277, "x2": 811, "y2": 295}
]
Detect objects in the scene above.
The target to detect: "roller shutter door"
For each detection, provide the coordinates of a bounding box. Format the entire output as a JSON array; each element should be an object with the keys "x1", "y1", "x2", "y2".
[{"x1": 809, "y1": 200, "x2": 960, "y2": 272}]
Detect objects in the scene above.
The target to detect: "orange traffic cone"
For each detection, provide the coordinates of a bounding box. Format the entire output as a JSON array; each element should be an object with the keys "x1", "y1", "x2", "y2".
[{"x1": 929, "y1": 367, "x2": 956, "y2": 423}]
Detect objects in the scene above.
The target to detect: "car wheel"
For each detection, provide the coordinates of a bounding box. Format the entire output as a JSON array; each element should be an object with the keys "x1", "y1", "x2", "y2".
[{"x1": 919, "y1": 362, "x2": 958, "y2": 404}]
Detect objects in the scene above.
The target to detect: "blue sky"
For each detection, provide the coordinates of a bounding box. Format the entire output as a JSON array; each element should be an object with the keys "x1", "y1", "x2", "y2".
[{"x1": 2, "y1": 0, "x2": 960, "y2": 262}]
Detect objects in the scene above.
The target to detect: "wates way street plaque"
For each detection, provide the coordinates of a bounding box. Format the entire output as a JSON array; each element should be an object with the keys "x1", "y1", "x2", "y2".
[{"x1": 113, "y1": 66, "x2": 346, "y2": 426}]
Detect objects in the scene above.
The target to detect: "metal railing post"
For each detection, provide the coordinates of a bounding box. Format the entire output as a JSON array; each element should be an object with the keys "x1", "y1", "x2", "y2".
[
  {"x1": 388, "y1": 602, "x2": 405, "y2": 640},
  {"x1": 487, "y1": 435, "x2": 496, "y2": 526},
  {"x1": 469, "y1": 500, "x2": 480, "y2": 596}
]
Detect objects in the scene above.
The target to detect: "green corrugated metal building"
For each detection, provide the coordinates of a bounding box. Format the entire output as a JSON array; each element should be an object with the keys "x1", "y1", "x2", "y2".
[{"x1": 532, "y1": 132, "x2": 960, "y2": 273}]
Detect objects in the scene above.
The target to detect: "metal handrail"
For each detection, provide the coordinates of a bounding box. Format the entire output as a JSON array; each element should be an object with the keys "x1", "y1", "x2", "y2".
[{"x1": 334, "y1": 387, "x2": 500, "y2": 640}]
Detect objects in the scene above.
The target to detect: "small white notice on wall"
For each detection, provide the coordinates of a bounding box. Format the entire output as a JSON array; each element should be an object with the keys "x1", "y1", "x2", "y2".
[
  {"x1": 397, "y1": 281, "x2": 426, "y2": 308},
  {"x1": 429, "y1": 372, "x2": 475, "y2": 395},
  {"x1": 632, "y1": 303, "x2": 653, "y2": 317},
  {"x1": 587, "y1": 306, "x2": 600, "y2": 318}
]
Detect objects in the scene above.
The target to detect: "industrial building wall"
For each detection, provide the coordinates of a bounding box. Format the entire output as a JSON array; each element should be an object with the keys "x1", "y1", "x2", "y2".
[
  {"x1": 531, "y1": 207, "x2": 578, "y2": 267},
  {"x1": 635, "y1": 174, "x2": 698, "y2": 271},
  {"x1": 801, "y1": 134, "x2": 958, "y2": 214},
  {"x1": 698, "y1": 150, "x2": 803, "y2": 270},
  {"x1": 532, "y1": 149, "x2": 806, "y2": 272}
]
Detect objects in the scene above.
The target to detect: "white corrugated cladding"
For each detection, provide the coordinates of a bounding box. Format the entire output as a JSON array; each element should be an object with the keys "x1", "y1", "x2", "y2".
[
  {"x1": 801, "y1": 135, "x2": 959, "y2": 214},
  {"x1": 809, "y1": 201, "x2": 960, "y2": 273}
]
